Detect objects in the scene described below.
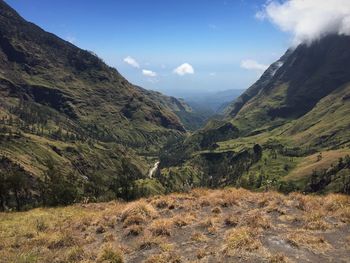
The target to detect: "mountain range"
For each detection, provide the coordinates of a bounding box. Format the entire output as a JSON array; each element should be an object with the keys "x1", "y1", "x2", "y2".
[
  {"x1": 185, "y1": 89, "x2": 244, "y2": 113},
  {"x1": 159, "y1": 35, "x2": 350, "y2": 195},
  {"x1": 0, "y1": 0, "x2": 196, "y2": 208},
  {"x1": 0, "y1": 0, "x2": 349, "y2": 212}
]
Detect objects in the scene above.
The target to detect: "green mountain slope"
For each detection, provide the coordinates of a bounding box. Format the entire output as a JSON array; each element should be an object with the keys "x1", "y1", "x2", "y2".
[
  {"x1": 227, "y1": 35, "x2": 350, "y2": 135},
  {"x1": 158, "y1": 35, "x2": 350, "y2": 195},
  {"x1": 0, "y1": 0, "x2": 190, "y2": 209}
]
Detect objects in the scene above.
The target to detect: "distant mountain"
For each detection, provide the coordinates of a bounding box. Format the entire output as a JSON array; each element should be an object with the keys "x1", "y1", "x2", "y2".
[
  {"x1": 136, "y1": 87, "x2": 210, "y2": 131},
  {"x1": 185, "y1": 89, "x2": 244, "y2": 113},
  {"x1": 159, "y1": 34, "x2": 350, "y2": 195},
  {"x1": 0, "y1": 0, "x2": 190, "y2": 209}
]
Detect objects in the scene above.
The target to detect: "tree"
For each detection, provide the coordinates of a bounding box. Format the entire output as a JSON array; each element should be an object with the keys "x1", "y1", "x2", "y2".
[
  {"x1": 0, "y1": 170, "x2": 8, "y2": 211},
  {"x1": 40, "y1": 159, "x2": 79, "y2": 206},
  {"x1": 7, "y1": 170, "x2": 28, "y2": 210},
  {"x1": 255, "y1": 174, "x2": 263, "y2": 188}
]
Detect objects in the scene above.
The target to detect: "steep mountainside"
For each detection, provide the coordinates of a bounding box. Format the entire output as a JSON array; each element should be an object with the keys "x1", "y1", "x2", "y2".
[
  {"x1": 226, "y1": 35, "x2": 350, "y2": 135},
  {"x1": 0, "y1": 0, "x2": 185, "y2": 146},
  {"x1": 158, "y1": 35, "x2": 350, "y2": 195},
  {"x1": 224, "y1": 51, "x2": 291, "y2": 118},
  {"x1": 0, "y1": 0, "x2": 188, "y2": 209}
]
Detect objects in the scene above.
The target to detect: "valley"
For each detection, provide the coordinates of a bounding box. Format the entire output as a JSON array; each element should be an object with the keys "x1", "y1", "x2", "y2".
[{"x1": 0, "y1": 0, "x2": 349, "y2": 262}]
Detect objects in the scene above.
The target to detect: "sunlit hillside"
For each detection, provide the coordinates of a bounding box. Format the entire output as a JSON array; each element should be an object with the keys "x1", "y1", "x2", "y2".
[{"x1": 1, "y1": 188, "x2": 349, "y2": 263}]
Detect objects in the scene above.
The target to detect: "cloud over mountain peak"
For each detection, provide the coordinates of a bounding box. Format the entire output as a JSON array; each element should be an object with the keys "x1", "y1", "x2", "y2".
[{"x1": 258, "y1": 0, "x2": 350, "y2": 45}]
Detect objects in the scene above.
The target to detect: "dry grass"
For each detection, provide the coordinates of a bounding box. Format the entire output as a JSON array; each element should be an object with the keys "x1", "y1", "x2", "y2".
[
  {"x1": 120, "y1": 200, "x2": 158, "y2": 227},
  {"x1": 224, "y1": 226, "x2": 261, "y2": 255},
  {"x1": 285, "y1": 231, "x2": 331, "y2": 252},
  {"x1": 0, "y1": 188, "x2": 349, "y2": 262},
  {"x1": 172, "y1": 214, "x2": 196, "y2": 228},
  {"x1": 124, "y1": 224, "x2": 143, "y2": 236},
  {"x1": 144, "y1": 252, "x2": 182, "y2": 263},
  {"x1": 241, "y1": 209, "x2": 271, "y2": 230},
  {"x1": 148, "y1": 218, "x2": 173, "y2": 236},
  {"x1": 268, "y1": 253, "x2": 292, "y2": 263},
  {"x1": 97, "y1": 243, "x2": 124, "y2": 263},
  {"x1": 302, "y1": 212, "x2": 331, "y2": 231},
  {"x1": 137, "y1": 231, "x2": 164, "y2": 250}
]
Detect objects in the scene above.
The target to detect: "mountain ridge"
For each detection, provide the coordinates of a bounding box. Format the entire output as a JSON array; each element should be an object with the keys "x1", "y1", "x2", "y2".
[
  {"x1": 0, "y1": 0, "x2": 194, "y2": 209},
  {"x1": 158, "y1": 34, "x2": 350, "y2": 195}
]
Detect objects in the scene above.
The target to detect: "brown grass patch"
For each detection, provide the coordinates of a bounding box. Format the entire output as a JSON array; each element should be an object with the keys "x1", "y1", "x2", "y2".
[
  {"x1": 98, "y1": 243, "x2": 124, "y2": 263},
  {"x1": 241, "y1": 210, "x2": 271, "y2": 230},
  {"x1": 144, "y1": 252, "x2": 182, "y2": 263},
  {"x1": 151, "y1": 197, "x2": 172, "y2": 209},
  {"x1": 285, "y1": 231, "x2": 331, "y2": 252},
  {"x1": 302, "y1": 212, "x2": 331, "y2": 231},
  {"x1": 289, "y1": 193, "x2": 321, "y2": 211},
  {"x1": 224, "y1": 227, "x2": 261, "y2": 255},
  {"x1": 149, "y1": 219, "x2": 173, "y2": 236},
  {"x1": 324, "y1": 194, "x2": 350, "y2": 212},
  {"x1": 172, "y1": 214, "x2": 196, "y2": 228},
  {"x1": 125, "y1": 225, "x2": 144, "y2": 236},
  {"x1": 191, "y1": 232, "x2": 208, "y2": 242},
  {"x1": 120, "y1": 200, "x2": 158, "y2": 228},
  {"x1": 335, "y1": 206, "x2": 350, "y2": 223}
]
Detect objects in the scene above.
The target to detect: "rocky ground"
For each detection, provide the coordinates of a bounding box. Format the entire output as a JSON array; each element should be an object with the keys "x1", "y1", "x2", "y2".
[{"x1": 0, "y1": 188, "x2": 349, "y2": 263}]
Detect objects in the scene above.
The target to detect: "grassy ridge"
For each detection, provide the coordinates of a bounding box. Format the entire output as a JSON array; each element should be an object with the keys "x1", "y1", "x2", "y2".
[{"x1": 0, "y1": 188, "x2": 349, "y2": 262}]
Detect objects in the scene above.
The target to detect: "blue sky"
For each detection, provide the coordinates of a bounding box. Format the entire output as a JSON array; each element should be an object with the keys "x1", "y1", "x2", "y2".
[{"x1": 6, "y1": 0, "x2": 291, "y2": 97}]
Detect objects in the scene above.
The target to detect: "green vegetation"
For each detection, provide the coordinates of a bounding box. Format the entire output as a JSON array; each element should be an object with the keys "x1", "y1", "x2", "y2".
[
  {"x1": 0, "y1": 1, "x2": 194, "y2": 210},
  {"x1": 158, "y1": 36, "x2": 350, "y2": 195},
  {"x1": 1, "y1": 0, "x2": 350, "y2": 213}
]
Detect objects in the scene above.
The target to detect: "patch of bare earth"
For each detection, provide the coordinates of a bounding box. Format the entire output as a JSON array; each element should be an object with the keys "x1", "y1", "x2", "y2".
[{"x1": 0, "y1": 189, "x2": 349, "y2": 262}]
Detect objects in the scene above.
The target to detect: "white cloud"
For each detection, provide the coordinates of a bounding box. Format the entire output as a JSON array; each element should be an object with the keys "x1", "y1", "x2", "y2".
[
  {"x1": 142, "y1": 69, "x2": 157, "y2": 77},
  {"x1": 123, "y1": 56, "x2": 140, "y2": 68},
  {"x1": 258, "y1": 0, "x2": 350, "y2": 45},
  {"x1": 240, "y1": 59, "x2": 268, "y2": 71},
  {"x1": 173, "y1": 63, "x2": 195, "y2": 76},
  {"x1": 209, "y1": 72, "x2": 216, "y2": 76}
]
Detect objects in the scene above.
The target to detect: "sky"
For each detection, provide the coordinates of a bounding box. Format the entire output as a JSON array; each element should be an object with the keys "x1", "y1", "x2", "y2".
[{"x1": 6, "y1": 0, "x2": 349, "y2": 98}]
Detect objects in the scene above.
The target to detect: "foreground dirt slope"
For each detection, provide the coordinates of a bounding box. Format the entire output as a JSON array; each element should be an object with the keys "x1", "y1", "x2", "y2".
[{"x1": 0, "y1": 188, "x2": 349, "y2": 263}]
